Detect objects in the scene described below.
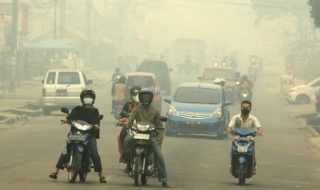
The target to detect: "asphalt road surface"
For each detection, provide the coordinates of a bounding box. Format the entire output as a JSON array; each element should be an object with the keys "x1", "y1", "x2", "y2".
[{"x1": 1, "y1": 68, "x2": 320, "y2": 190}]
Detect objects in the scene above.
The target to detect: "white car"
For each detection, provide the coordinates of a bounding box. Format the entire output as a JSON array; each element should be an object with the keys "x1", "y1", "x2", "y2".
[{"x1": 286, "y1": 77, "x2": 320, "y2": 104}]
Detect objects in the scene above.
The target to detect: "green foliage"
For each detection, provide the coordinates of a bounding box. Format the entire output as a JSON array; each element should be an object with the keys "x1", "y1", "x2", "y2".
[
  {"x1": 308, "y1": 0, "x2": 320, "y2": 28},
  {"x1": 250, "y1": 0, "x2": 309, "y2": 21}
]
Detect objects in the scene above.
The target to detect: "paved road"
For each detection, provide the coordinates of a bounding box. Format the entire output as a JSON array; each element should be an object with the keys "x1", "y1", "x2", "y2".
[{"x1": 1, "y1": 69, "x2": 320, "y2": 190}]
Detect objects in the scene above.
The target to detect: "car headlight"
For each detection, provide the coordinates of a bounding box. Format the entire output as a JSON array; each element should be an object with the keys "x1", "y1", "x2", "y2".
[
  {"x1": 237, "y1": 146, "x2": 248, "y2": 153},
  {"x1": 137, "y1": 124, "x2": 149, "y2": 131},
  {"x1": 211, "y1": 108, "x2": 221, "y2": 118},
  {"x1": 168, "y1": 105, "x2": 178, "y2": 116}
]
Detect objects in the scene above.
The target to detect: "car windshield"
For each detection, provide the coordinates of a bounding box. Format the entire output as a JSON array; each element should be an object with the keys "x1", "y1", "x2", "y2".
[
  {"x1": 203, "y1": 69, "x2": 234, "y2": 80},
  {"x1": 174, "y1": 87, "x2": 220, "y2": 104},
  {"x1": 126, "y1": 76, "x2": 155, "y2": 87},
  {"x1": 57, "y1": 72, "x2": 80, "y2": 84},
  {"x1": 139, "y1": 61, "x2": 168, "y2": 71},
  {"x1": 307, "y1": 78, "x2": 320, "y2": 86}
]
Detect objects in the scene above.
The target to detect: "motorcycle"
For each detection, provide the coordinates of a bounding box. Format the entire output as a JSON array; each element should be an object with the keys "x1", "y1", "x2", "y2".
[
  {"x1": 230, "y1": 129, "x2": 262, "y2": 185},
  {"x1": 238, "y1": 85, "x2": 251, "y2": 102},
  {"x1": 60, "y1": 107, "x2": 104, "y2": 183},
  {"x1": 113, "y1": 98, "x2": 125, "y2": 120},
  {"x1": 120, "y1": 112, "x2": 167, "y2": 186},
  {"x1": 248, "y1": 67, "x2": 257, "y2": 82}
]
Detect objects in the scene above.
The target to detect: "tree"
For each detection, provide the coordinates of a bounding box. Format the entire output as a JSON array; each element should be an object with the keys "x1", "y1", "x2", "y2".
[
  {"x1": 308, "y1": 0, "x2": 320, "y2": 28},
  {"x1": 250, "y1": 0, "x2": 309, "y2": 21}
]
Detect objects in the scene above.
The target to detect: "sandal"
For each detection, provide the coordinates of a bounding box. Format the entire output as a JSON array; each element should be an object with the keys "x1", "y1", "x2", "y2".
[
  {"x1": 49, "y1": 172, "x2": 58, "y2": 180},
  {"x1": 123, "y1": 165, "x2": 132, "y2": 173},
  {"x1": 99, "y1": 176, "x2": 107, "y2": 183},
  {"x1": 162, "y1": 181, "x2": 171, "y2": 188}
]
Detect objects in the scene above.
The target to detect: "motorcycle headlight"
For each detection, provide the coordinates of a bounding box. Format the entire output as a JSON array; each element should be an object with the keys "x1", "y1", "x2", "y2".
[
  {"x1": 137, "y1": 124, "x2": 149, "y2": 131},
  {"x1": 168, "y1": 105, "x2": 178, "y2": 116},
  {"x1": 237, "y1": 146, "x2": 248, "y2": 153},
  {"x1": 211, "y1": 108, "x2": 221, "y2": 118}
]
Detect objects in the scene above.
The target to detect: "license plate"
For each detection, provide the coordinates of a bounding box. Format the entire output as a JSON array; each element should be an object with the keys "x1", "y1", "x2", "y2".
[
  {"x1": 56, "y1": 89, "x2": 68, "y2": 96},
  {"x1": 134, "y1": 133, "x2": 150, "y2": 140},
  {"x1": 68, "y1": 134, "x2": 85, "y2": 141},
  {"x1": 186, "y1": 121, "x2": 201, "y2": 125}
]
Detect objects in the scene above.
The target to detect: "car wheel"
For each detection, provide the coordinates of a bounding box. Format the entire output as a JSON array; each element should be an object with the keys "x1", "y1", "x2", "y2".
[
  {"x1": 42, "y1": 107, "x2": 51, "y2": 115},
  {"x1": 217, "y1": 133, "x2": 225, "y2": 140},
  {"x1": 295, "y1": 94, "x2": 310, "y2": 104}
]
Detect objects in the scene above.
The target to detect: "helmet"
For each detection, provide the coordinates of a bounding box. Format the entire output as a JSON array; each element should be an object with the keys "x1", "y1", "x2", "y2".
[
  {"x1": 138, "y1": 89, "x2": 154, "y2": 106},
  {"x1": 242, "y1": 75, "x2": 248, "y2": 80},
  {"x1": 130, "y1": 86, "x2": 142, "y2": 95},
  {"x1": 220, "y1": 78, "x2": 226, "y2": 86},
  {"x1": 214, "y1": 78, "x2": 221, "y2": 85},
  {"x1": 80, "y1": 90, "x2": 96, "y2": 104},
  {"x1": 115, "y1": 67, "x2": 120, "y2": 72}
]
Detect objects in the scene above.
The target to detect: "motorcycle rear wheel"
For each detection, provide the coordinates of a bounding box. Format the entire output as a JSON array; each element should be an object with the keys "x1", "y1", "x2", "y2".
[
  {"x1": 238, "y1": 163, "x2": 246, "y2": 185},
  {"x1": 68, "y1": 152, "x2": 82, "y2": 183}
]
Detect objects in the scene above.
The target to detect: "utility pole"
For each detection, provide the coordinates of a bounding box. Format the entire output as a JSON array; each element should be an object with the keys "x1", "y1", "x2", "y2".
[
  {"x1": 60, "y1": 0, "x2": 66, "y2": 37},
  {"x1": 9, "y1": 0, "x2": 18, "y2": 92},
  {"x1": 54, "y1": 0, "x2": 57, "y2": 39},
  {"x1": 86, "y1": 0, "x2": 92, "y2": 65}
]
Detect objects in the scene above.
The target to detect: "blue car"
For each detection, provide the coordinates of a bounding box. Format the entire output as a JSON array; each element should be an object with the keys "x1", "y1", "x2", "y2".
[{"x1": 163, "y1": 83, "x2": 231, "y2": 139}]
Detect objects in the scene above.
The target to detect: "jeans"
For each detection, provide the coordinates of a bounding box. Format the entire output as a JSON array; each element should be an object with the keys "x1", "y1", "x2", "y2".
[
  {"x1": 55, "y1": 138, "x2": 103, "y2": 172},
  {"x1": 123, "y1": 136, "x2": 167, "y2": 182}
]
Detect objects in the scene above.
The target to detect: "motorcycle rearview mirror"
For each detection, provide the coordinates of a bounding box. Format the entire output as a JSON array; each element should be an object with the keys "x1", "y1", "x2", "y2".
[
  {"x1": 120, "y1": 111, "x2": 129, "y2": 118},
  {"x1": 61, "y1": 107, "x2": 69, "y2": 114},
  {"x1": 160, "y1": 116, "x2": 167, "y2": 122},
  {"x1": 98, "y1": 115, "x2": 104, "y2": 121}
]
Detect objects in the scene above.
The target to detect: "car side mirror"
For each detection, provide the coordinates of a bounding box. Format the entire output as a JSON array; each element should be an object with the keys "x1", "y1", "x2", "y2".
[
  {"x1": 169, "y1": 68, "x2": 173, "y2": 72},
  {"x1": 61, "y1": 107, "x2": 69, "y2": 114},
  {"x1": 87, "y1": 79, "x2": 93, "y2": 85},
  {"x1": 164, "y1": 98, "x2": 171, "y2": 104},
  {"x1": 41, "y1": 80, "x2": 44, "y2": 84},
  {"x1": 225, "y1": 101, "x2": 231, "y2": 106},
  {"x1": 197, "y1": 77, "x2": 202, "y2": 80}
]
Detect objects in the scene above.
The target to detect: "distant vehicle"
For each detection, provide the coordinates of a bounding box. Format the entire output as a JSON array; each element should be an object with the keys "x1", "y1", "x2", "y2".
[
  {"x1": 125, "y1": 72, "x2": 162, "y2": 111},
  {"x1": 198, "y1": 66, "x2": 236, "y2": 105},
  {"x1": 176, "y1": 39, "x2": 205, "y2": 73},
  {"x1": 41, "y1": 69, "x2": 93, "y2": 115},
  {"x1": 163, "y1": 83, "x2": 230, "y2": 139},
  {"x1": 136, "y1": 61, "x2": 172, "y2": 95},
  {"x1": 286, "y1": 77, "x2": 320, "y2": 104}
]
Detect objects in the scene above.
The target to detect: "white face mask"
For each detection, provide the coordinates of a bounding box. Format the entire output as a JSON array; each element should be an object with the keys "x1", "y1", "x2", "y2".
[
  {"x1": 83, "y1": 98, "x2": 93, "y2": 104},
  {"x1": 132, "y1": 95, "x2": 140, "y2": 103}
]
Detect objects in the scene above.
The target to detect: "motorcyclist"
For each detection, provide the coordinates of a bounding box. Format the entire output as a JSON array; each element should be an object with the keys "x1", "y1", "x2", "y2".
[
  {"x1": 249, "y1": 59, "x2": 259, "y2": 74},
  {"x1": 226, "y1": 100, "x2": 262, "y2": 174},
  {"x1": 111, "y1": 68, "x2": 123, "y2": 82},
  {"x1": 237, "y1": 75, "x2": 253, "y2": 100},
  {"x1": 214, "y1": 78, "x2": 227, "y2": 101},
  {"x1": 119, "y1": 89, "x2": 171, "y2": 187},
  {"x1": 48, "y1": 90, "x2": 107, "y2": 183},
  {"x1": 111, "y1": 76, "x2": 128, "y2": 114},
  {"x1": 117, "y1": 86, "x2": 142, "y2": 172},
  {"x1": 212, "y1": 54, "x2": 219, "y2": 65}
]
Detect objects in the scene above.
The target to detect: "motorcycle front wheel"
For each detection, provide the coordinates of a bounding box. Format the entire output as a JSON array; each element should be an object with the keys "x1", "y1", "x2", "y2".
[
  {"x1": 68, "y1": 152, "x2": 82, "y2": 183},
  {"x1": 134, "y1": 155, "x2": 144, "y2": 186},
  {"x1": 238, "y1": 163, "x2": 246, "y2": 185}
]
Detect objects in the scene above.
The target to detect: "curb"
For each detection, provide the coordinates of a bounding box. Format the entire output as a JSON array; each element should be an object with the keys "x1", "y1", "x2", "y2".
[{"x1": 0, "y1": 103, "x2": 43, "y2": 125}]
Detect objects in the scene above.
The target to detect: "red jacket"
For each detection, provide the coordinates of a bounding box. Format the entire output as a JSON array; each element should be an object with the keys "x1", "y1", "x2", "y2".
[{"x1": 237, "y1": 80, "x2": 253, "y2": 89}]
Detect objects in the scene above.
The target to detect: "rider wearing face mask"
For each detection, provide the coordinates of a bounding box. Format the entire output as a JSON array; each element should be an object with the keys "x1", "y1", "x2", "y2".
[
  {"x1": 117, "y1": 86, "x2": 142, "y2": 172},
  {"x1": 237, "y1": 75, "x2": 253, "y2": 100},
  {"x1": 226, "y1": 100, "x2": 262, "y2": 174},
  {"x1": 119, "y1": 89, "x2": 171, "y2": 187},
  {"x1": 49, "y1": 90, "x2": 107, "y2": 183}
]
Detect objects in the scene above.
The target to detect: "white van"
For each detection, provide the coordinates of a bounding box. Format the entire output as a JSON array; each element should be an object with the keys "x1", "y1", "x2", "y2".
[{"x1": 41, "y1": 69, "x2": 93, "y2": 115}]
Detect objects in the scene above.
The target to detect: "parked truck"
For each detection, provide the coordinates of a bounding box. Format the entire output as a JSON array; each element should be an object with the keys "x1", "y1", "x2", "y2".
[{"x1": 176, "y1": 39, "x2": 205, "y2": 74}]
